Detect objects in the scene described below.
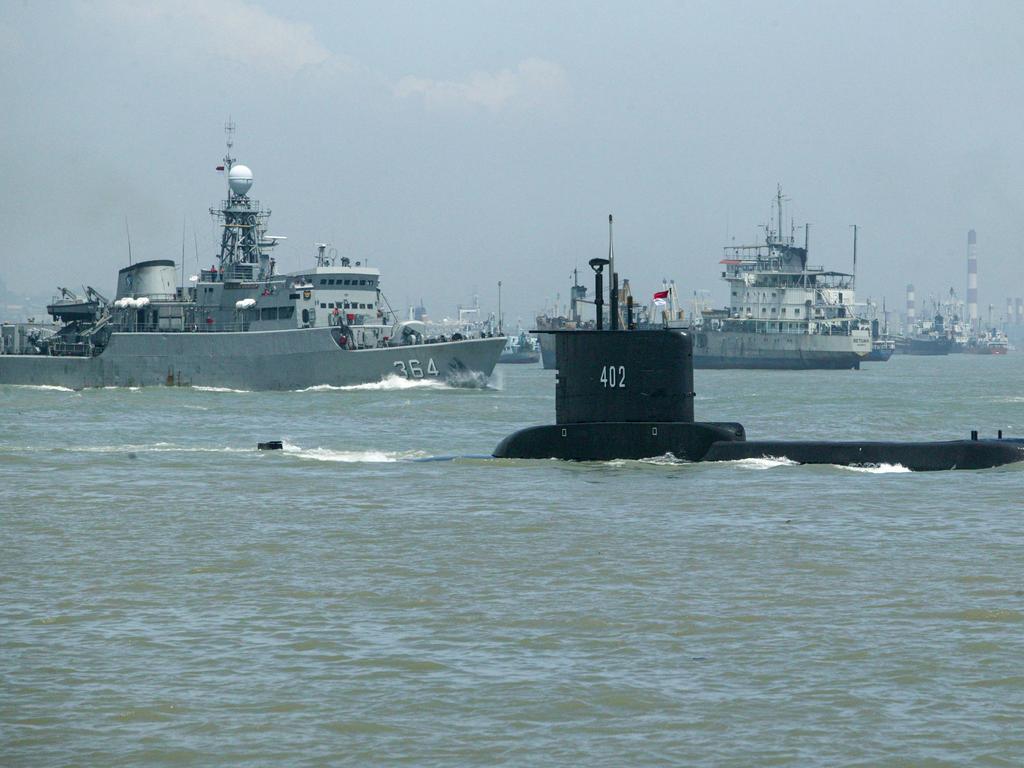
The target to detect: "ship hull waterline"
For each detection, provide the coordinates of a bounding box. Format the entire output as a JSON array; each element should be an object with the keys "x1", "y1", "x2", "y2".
[{"x1": 0, "y1": 328, "x2": 506, "y2": 390}]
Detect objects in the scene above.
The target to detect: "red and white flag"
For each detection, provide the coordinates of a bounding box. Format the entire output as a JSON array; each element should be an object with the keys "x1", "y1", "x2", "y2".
[{"x1": 653, "y1": 289, "x2": 669, "y2": 306}]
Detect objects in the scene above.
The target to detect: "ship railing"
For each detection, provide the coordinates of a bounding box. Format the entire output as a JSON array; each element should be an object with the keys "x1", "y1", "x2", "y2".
[{"x1": 110, "y1": 321, "x2": 255, "y2": 333}]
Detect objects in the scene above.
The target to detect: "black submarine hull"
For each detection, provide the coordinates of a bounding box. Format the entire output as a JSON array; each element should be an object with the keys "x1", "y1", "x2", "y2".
[
  {"x1": 703, "y1": 438, "x2": 1024, "y2": 471},
  {"x1": 495, "y1": 423, "x2": 1024, "y2": 470},
  {"x1": 494, "y1": 421, "x2": 745, "y2": 462}
]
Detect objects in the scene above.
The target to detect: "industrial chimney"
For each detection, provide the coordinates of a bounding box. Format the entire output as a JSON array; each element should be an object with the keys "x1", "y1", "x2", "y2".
[{"x1": 966, "y1": 230, "x2": 978, "y2": 331}]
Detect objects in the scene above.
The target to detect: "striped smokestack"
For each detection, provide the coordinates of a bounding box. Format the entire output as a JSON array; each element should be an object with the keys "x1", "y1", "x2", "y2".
[
  {"x1": 906, "y1": 283, "x2": 916, "y2": 322},
  {"x1": 967, "y1": 229, "x2": 978, "y2": 330}
]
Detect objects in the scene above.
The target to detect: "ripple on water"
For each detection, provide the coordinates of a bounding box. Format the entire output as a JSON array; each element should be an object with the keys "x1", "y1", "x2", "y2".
[{"x1": 5, "y1": 359, "x2": 1024, "y2": 766}]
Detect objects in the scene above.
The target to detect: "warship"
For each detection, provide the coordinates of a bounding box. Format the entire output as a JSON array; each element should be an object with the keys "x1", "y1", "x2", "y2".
[{"x1": 0, "y1": 128, "x2": 505, "y2": 390}]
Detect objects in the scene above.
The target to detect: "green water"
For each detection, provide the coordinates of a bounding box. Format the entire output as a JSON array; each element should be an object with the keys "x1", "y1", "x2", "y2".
[{"x1": 2, "y1": 354, "x2": 1023, "y2": 766}]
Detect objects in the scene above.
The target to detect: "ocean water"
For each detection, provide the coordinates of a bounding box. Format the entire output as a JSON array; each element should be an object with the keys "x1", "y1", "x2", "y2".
[{"x1": 2, "y1": 353, "x2": 1023, "y2": 766}]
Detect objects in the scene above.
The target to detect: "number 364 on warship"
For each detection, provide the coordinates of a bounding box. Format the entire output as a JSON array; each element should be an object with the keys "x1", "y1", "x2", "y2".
[{"x1": 0, "y1": 133, "x2": 505, "y2": 390}]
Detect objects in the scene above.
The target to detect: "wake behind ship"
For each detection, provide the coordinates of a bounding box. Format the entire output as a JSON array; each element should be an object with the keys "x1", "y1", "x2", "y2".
[{"x1": 0, "y1": 130, "x2": 505, "y2": 390}]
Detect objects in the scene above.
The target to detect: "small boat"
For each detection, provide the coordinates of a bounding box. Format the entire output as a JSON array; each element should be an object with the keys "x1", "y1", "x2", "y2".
[
  {"x1": 499, "y1": 330, "x2": 541, "y2": 364},
  {"x1": 864, "y1": 336, "x2": 895, "y2": 362}
]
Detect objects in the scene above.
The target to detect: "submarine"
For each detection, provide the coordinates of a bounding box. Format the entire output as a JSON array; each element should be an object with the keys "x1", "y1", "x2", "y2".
[{"x1": 493, "y1": 260, "x2": 1024, "y2": 470}]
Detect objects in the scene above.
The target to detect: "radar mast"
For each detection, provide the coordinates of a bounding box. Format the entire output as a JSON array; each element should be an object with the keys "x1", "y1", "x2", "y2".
[{"x1": 210, "y1": 121, "x2": 278, "y2": 281}]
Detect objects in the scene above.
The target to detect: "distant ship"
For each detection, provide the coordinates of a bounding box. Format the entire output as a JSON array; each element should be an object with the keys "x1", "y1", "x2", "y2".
[
  {"x1": 691, "y1": 188, "x2": 871, "y2": 369},
  {"x1": 498, "y1": 330, "x2": 541, "y2": 364},
  {"x1": 964, "y1": 329, "x2": 1010, "y2": 355},
  {"x1": 895, "y1": 314, "x2": 953, "y2": 355},
  {"x1": 0, "y1": 128, "x2": 505, "y2": 389},
  {"x1": 535, "y1": 269, "x2": 591, "y2": 369},
  {"x1": 865, "y1": 337, "x2": 896, "y2": 362}
]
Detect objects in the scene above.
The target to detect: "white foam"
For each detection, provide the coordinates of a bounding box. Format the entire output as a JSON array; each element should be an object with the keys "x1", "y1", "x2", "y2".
[
  {"x1": 841, "y1": 463, "x2": 912, "y2": 474},
  {"x1": 294, "y1": 375, "x2": 448, "y2": 392},
  {"x1": 191, "y1": 385, "x2": 252, "y2": 393},
  {"x1": 280, "y1": 440, "x2": 424, "y2": 463},
  {"x1": 731, "y1": 456, "x2": 800, "y2": 470},
  {"x1": 9, "y1": 384, "x2": 75, "y2": 392}
]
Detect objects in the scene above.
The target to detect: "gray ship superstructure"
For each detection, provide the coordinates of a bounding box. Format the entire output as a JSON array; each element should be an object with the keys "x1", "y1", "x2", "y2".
[
  {"x1": 692, "y1": 188, "x2": 871, "y2": 369},
  {"x1": 0, "y1": 131, "x2": 505, "y2": 389}
]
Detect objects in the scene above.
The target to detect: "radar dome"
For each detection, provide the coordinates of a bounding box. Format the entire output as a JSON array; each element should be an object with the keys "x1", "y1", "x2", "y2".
[{"x1": 228, "y1": 164, "x2": 254, "y2": 196}]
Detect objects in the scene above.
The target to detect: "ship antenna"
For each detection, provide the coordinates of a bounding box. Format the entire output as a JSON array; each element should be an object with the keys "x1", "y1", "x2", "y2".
[
  {"x1": 125, "y1": 215, "x2": 133, "y2": 266},
  {"x1": 607, "y1": 213, "x2": 615, "y2": 286},
  {"x1": 181, "y1": 216, "x2": 186, "y2": 291},
  {"x1": 850, "y1": 224, "x2": 858, "y2": 282},
  {"x1": 225, "y1": 117, "x2": 235, "y2": 158},
  {"x1": 776, "y1": 184, "x2": 783, "y2": 243},
  {"x1": 223, "y1": 117, "x2": 236, "y2": 198}
]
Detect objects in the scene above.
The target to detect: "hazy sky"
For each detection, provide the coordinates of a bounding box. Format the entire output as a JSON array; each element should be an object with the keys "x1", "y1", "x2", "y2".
[{"x1": 2, "y1": 0, "x2": 1023, "y2": 323}]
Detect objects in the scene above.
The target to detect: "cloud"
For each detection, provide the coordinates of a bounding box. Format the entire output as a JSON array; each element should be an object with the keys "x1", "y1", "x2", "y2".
[
  {"x1": 84, "y1": 0, "x2": 340, "y2": 75},
  {"x1": 395, "y1": 58, "x2": 568, "y2": 111}
]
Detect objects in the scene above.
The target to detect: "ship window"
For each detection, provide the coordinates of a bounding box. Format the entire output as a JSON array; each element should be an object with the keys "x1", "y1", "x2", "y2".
[
  {"x1": 302, "y1": 309, "x2": 309, "y2": 324},
  {"x1": 771, "y1": 307, "x2": 777, "y2": 314},
  {"x1": 328, "y1": 303, "x2": 335, "y2": 308},
  {"x1": 289, "y1": 293, "x2": 299, "y2": 300},
  {"x1": 328, "y1": 279, "x2": 335, "y2": 285},
  {"x1": 359, "y1": 280, "x2": 367, "y2": 285},
  {"x1": 279, "y1": 307, "x2": 295, "y2": 319},
  {"x1": 260, "y1": 307, "x2": 278, "y2": 320},
  {"x1": 320, "y1": 303, "x2": 327, "y2": 309},
  {"x1": 795, "y1": 309, "x2": 801, "y2": 316},
  {"x1": 781, "y1": 308, "x2": 787, "y2": 316},
  {"x1": 320, "y1": 279, "x2": 327, "y2": 285},
  {"x1": 343, "y1": 279, "x2": 351, "y2": 285}
]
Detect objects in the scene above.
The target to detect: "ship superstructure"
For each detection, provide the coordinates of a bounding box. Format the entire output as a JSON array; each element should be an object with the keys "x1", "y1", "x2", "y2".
[{"x1": 692, "y1": 188, "x2": 871, "y2": 369}]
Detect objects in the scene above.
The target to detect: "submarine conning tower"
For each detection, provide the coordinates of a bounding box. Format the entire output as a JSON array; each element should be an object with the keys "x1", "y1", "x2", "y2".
[
  {"x1": 555, "y1": 329, "x2": 695, "y2": 425},
  {"x1": 493, "y1": 259, "x2": 745, "y2": 461}
]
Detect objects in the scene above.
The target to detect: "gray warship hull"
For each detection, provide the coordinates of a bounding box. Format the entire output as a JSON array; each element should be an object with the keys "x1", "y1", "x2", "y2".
[{"x1": 0, "y1": 328, "x2": 505, "y2": 390}]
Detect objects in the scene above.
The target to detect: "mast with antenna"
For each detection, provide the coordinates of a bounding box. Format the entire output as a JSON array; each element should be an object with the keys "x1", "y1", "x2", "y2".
[
  {"x1": 210, "y1": 119, "x2": 279, "y2": 281},
  {"x1": 607, "y1": 214, "x2": 615, "y2": 285},
  {"x1": 125, "y1": 216, "x2": 133, "y2": 266},
  {"x1": 850, "y1": 224, "x2": 858, "y2": 282},
  {"x1": 776, "y1": 184, "x2": 784, "y2": 243}
]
